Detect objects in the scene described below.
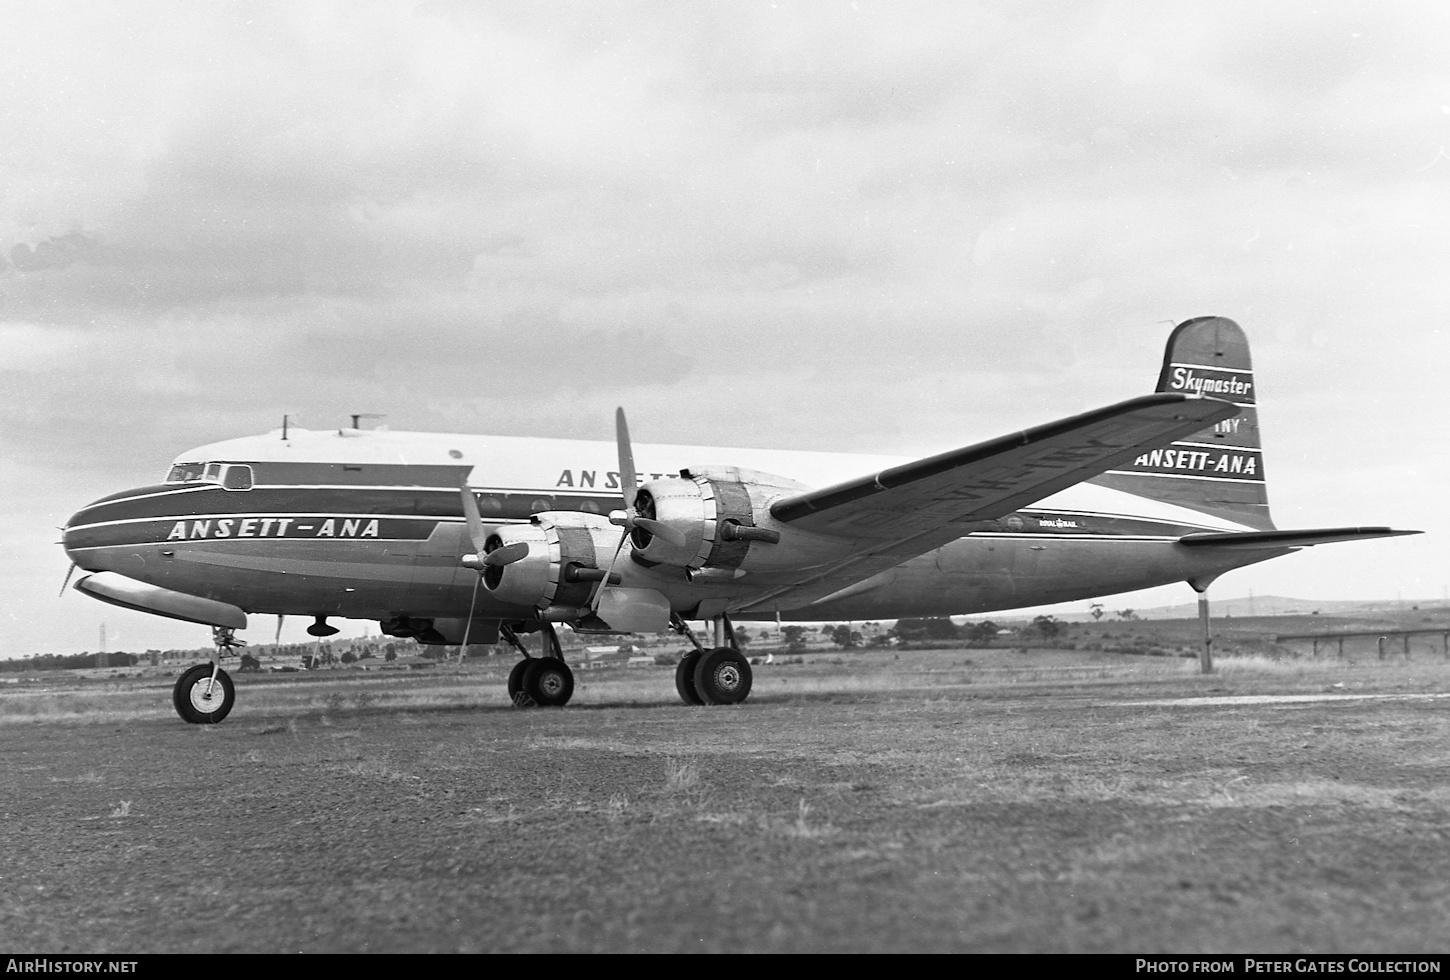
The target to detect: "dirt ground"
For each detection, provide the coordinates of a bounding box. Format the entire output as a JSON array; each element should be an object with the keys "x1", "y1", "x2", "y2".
[{"x1": 2, "y1": 650, "x2": 1448, "y2": 953}]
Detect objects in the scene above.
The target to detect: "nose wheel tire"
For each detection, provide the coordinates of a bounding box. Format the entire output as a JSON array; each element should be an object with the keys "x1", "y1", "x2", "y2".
[
  {"x1": 693, "y1": 647, "x2": 752, "y2": 706},
  {"x1": 517, "y1": 657, "x2": 574, "y2": 708},
  {"x1": 172, "y1": 664, "x2": 235, "y2": 724}
]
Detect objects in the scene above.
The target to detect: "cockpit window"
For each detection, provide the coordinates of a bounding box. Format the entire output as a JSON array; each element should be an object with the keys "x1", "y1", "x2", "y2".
[
  {"x1": 221, "y1": 464, "x2": 253, "y2": 491},
  {"x1": 166, "y1": 462, "x2": 207, "y2": 483},
  {"x1": 165, "y1": 461, "x2": 253, "y2": 489}
]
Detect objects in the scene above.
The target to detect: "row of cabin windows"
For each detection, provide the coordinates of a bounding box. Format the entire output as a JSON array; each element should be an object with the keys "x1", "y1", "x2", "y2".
[{"x1": 166, "y1": 462, "x2": 253, "y2": 491}]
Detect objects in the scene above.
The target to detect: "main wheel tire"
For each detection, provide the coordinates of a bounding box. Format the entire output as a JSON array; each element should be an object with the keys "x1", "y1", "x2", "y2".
[
  {"x1": 693, "y1": 647, "x2": 752, "y2": 705},
  {"x1": 675, "y1": 649, "x2": 705, "y2": 706},
  {"x1": 523, "y1": 657, "x2": 574, "y2": 707},
  {"x1": 508, "y1": 658, "x2": 534, "y2": 707},
  {"x1": 172, "y1": 664, "x2": 235, "y2": 724}
]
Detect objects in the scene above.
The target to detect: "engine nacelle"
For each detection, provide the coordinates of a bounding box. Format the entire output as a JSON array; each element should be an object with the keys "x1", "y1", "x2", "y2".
[
  {"x1": 482, "y1": 512, "x2": 624, "y2": 613},
  {"x1": 630, "y1": 466, "x2": 845, "y2": 573}
]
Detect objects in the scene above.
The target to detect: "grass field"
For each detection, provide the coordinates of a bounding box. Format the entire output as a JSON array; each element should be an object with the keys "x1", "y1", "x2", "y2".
[{"x1": 2, "y1": 648, "x2": 1448, "y2": 953}]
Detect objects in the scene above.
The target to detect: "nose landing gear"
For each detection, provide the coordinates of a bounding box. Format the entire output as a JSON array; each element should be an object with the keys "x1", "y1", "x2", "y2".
[{"x1": 171, "y1": 626, "x2": 241, "y2": 724}]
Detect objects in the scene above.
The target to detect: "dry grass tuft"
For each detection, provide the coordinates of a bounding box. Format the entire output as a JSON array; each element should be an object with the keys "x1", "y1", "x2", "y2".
[
  {"x1": 601, "y1": 793, "x2": 630, "y2": 823},
  {"x1": 1213, "y1": 654, "x2": 1315, "y2": 675},
  {"x1": 662, "y1": 756, "x2": 701, "y2": 794}
]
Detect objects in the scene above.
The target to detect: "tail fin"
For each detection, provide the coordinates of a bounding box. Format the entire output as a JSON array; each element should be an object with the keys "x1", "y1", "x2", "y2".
[{"x1": 1088, "y1": 316, "x2": 1274, "y2": 530}]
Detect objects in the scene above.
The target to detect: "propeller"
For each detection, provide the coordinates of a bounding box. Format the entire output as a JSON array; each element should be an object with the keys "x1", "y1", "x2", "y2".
[
  {"x1": 590, "y1": 408, "x2": 688, "y2": 611},
  {"x1": 458, "y1": 481, "x2": 530, "y2": 569},
  {"x1": 606, "y1": 408, "x2": 688, "y2": 549},
  {"x1": 463, "y1": 542, "x2": 529, "y2": 570},
  {"x1": 456, "y1": 479, "x2": 527, "y2": 661},
  {"x1": 458, "y1": 570, "x2": 482, "y2": 665},
  {"x1": 59, "y1": 562, "x2": 77, "y2": 598}
]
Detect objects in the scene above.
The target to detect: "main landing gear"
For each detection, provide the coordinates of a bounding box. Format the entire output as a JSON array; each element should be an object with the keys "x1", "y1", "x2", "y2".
[
  {"x1": 672, "y1": 614, "x2": 753, "y2": 707},
  {"x1": 172, "y1": 627, "x2": 241, "y2": 724},
  {"x1": 501, "y1": 623, "x2": 574, "y2": 708}
]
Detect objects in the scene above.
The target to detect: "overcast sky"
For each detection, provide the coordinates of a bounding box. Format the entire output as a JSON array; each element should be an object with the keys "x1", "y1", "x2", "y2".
[{"x1": 3, "y1": 1, "x2": 1446, "y2": 657}]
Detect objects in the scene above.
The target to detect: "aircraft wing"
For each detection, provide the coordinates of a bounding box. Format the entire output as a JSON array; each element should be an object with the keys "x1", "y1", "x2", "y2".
[
  {"x1": 769, "y1": 393, "x2": 1239, "y2": 539},
  {"x1": 736, "y1": 393, "x2": 1239, "y2": 614},
  {"x1": 735, "y1": 526, "x2": 986, "y2": 614}
]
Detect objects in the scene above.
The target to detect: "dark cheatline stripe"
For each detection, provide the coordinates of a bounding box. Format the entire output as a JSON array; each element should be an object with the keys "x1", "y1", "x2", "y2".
[
  {"x1": 66, "y1": 498, "x2": 1230, "y2": 551},
  {"x1": 1006, "y1": 509, "x2": 1229, "y2": 539},
  {"x1": 64, "y1": 515, "x2": 451, "y2": 549},
  {"x1": 68, "y1": 485, "x2": 625, "y2": 528}
]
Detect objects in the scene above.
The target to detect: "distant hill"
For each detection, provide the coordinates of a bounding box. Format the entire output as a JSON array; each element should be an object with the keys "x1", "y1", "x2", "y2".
[
  {"x1": 1036, "y1": 597, "x2": 1450, "y2": 624},
  {"x1": 1134, "y1": 597, "x2": 1449, "y2": 621}
]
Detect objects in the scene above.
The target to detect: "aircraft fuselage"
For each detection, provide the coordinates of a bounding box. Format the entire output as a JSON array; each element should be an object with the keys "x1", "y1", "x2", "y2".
[{"x1": 61, "y1": 426, "x2": 1278, "y2": 629}]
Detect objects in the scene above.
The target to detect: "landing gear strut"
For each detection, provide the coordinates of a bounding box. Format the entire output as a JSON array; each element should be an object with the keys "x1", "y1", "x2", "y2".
[
  {"x1": 172, "y1": 627, "x2": 240, "y2": 724},
  {"x1": 501, "y1": 623, "x2": 574, "y2": 708},
  {"x1": 671, "y1": 613, "x2": 752, "y2": 706}
]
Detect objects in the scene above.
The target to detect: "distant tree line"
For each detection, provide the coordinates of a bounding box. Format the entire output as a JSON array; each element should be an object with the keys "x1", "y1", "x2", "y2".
[
  {"x1": 890, "y1": 615, "x2": 1066, "y2": 647},
  {"x1": 0, "y1": 652, "x2": 140, "y2": 673}
]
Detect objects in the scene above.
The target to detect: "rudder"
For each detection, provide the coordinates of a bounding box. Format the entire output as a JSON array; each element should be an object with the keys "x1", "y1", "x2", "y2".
[{"x1": 1088, "y1": 316, "x2": 1274, "y2": 530}]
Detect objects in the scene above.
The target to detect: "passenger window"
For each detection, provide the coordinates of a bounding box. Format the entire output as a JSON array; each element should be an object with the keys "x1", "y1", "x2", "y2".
[{"x1": 221, "y1": 465, "x2": 253, "y2": 491}]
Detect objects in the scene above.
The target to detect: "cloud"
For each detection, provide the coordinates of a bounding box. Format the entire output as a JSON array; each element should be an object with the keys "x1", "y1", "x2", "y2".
[{"x1": 2, "y1": 0, "x2": 1447, "y2": 655}]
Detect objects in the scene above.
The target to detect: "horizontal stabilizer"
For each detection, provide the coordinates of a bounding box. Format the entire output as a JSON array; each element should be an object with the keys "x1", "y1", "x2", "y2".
[
  {"x1": 74, "y1": 571, "x2": 248, "y2": 629},
  {"x1": 1177, "y1": 527, "x2": 1420, "y2": 550}
]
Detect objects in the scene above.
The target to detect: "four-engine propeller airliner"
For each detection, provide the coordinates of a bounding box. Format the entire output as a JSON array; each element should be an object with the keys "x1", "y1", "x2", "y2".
[{"x1": 60, "y1": 317, "x2": 1416, "y2": 723}]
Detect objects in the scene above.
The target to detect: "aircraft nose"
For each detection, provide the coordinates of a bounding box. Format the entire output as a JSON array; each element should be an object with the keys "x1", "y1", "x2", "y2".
[{"x1": 61, "y1": 502, "x2": 98, "y2": 568}]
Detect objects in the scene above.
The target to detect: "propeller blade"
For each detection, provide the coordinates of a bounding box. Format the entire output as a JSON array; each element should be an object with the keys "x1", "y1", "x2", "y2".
[
  {"x1": 459, "y1": 479, "x2": 487, "y2": 554},
  {"x1": 59, "y1": 562, "x2": 77, "y2": 598},
  {"x1": 483, "y1": 542, "x2": 530, "y2": 566},
  {"x1": 615, "y1": 407, "x2": 638, "y2": 511},
  {"x1": 590, "y1": 531, "x2": 630, "y2": 612},
  {"x1": 459, "y1": 575, "x2": 481, "y2": 665},
  {"x1": 633, "y1": 517, "x2": 689, "y2": 549},
  {"x1": 275, "y1": 615, "x2": 284, "y2": 647}
]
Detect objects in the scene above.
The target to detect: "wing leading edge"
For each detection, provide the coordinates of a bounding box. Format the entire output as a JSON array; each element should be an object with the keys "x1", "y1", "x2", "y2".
[
  {"x1": 769, "y1": 393, "x2": 1240, "y2": 540},
  {"x1": 1178, "y1": 528, "x2": 1420, "y2": 550}
]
